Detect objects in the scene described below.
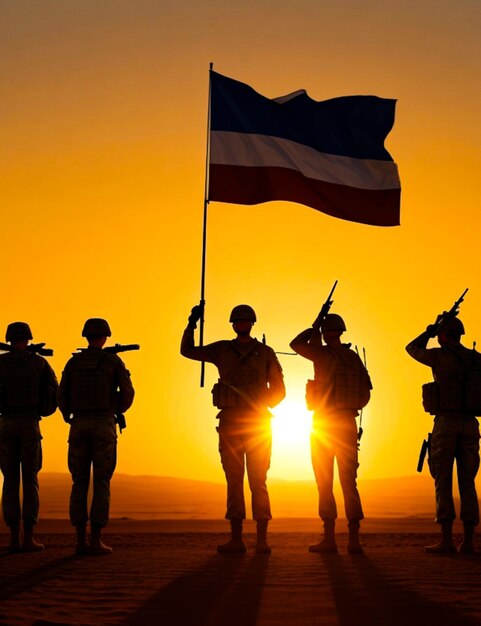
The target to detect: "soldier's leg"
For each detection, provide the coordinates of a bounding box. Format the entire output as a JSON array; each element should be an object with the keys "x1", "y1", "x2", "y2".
[
  {"x1": 336, "y1": 420, "x2": 364, "y2": 522},
  {"x1": 309, "y1": 426, "x2": 337, "y2": 552},
  {"x1": 90, "y1": 421, "x2": 117, "y2": 555},
  {"x1": 20, "y1": 437, "x2": 44, "y2": 552},
  {"x1": 68, "y1": 426, "x2": 92, "y2": 532},
  {"x1": 217, "y1": 427, "x2": 246, "y2": 553},
  {"x1": 456, "y1": 418, "x2": 480, "y2": 553},
  {"x1": 245, "y1": 426, "x2": 272, "y2": 554},
  {"x1": 425, "y1": 417, "x2": 457, "y2": 553},
  {"x1": 0, "y1": 437, "x2": 21, "y2": 552}
]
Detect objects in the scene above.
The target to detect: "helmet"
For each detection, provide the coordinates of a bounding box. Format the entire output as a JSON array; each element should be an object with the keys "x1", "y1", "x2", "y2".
[
  {"x1": 229, "y1": 305, "x2": 257, "y2": 323},
  {"x1": 6, "y1": 322, "x2": 33, "y2": 342},
  {"x1": 321, "y1": 314, "x2": 346, "y2": 333},
  {"x1": 438, "y1": 317, "x2": 465, "y2": 336},
  {"x1": 82, "y1": 318, "x2": 112, "y2": 337}
]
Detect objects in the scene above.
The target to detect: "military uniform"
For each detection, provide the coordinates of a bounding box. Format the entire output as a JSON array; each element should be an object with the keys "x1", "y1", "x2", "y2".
[
  {"x1": 406, "y1": 332, "x2": 480, "y2": 527},
  {"x1": 290, "y1": 327, "x2": 369, "y2": 525},
  {"x1": 0, "y1": 333, "x2": 58, "y2": 540},
  {"x1": 58, "y1": 346, "x2": 134, "y2": 530},
  {"x1": 181, "y1": 327, "x2": 285, "y2": 522}
]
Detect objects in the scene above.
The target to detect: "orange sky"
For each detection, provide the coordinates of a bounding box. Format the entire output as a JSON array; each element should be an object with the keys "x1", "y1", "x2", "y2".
[{"x1": 1, "y1": 0, "x2": 481, "y2": 484}]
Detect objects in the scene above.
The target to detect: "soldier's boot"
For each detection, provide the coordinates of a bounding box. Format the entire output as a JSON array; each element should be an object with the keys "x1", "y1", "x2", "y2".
[
  {"x1": 309, "y1": 519, "x2": 337, "y2": 553},
  {"x1": 347, "y1": 520, "x2": 364, "y2": 554},
  {"x1": 425, "y1": 522, "x2": 457, "y2": 554},
  {"x1": 75, "y1": 524, "x2": 89, "y2": 555},
  {"x1": 8, "y1": 524, "x2": 21, "y2": 554},
  {"x1": 255, "y1": 519, "x2": 271, "y2": 554},
  {"x1": 89, "y1": 525, "x2": 113, "y2": 555},
  {"x1": 217, "y1": 519, "x2": 246, "y2": 554},
  {"x1": 22, "y1": 524, "x2": 44, "y2": 552},
  {"x1": 460, "y1": 523, "x2": 476, "y2": 554}
]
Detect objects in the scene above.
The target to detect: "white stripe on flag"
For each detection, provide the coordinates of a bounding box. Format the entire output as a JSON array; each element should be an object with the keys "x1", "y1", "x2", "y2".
[{"x1": 210, "y1": 131, "x2": 400, "y2": 191}]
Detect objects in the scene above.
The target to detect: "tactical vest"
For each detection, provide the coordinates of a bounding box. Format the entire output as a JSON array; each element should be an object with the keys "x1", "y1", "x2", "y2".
[
  {"x1": 0, "y1": 354, "x2": 41, "y2": 412},
  {"x1": 423, "y1": 348, "x2": 481, "y2": 416},
  {"x1": 69, "y1": 351, "x2": 113, "y2": 412},
  {"x1": 306, "y1": 348, "x2": 372, "y2": 412}
]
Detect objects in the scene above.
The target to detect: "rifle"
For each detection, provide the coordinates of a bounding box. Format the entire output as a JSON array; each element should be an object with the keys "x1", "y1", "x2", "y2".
[
  {"x1": 427, "y1": 289, "x2": 468, "y2": 337},
  {"x1": 0, "y1": 341, "x2": 53, "y2": 356},
  {"x1": 417, "y1": 432, "x2": 432, "y2": 472},
  {"x1": 312, "y1": 281, "x2": 338, "y2": 330},
  {"x1": 75, "y1": 343, "x2": 140, "y2": 354}
]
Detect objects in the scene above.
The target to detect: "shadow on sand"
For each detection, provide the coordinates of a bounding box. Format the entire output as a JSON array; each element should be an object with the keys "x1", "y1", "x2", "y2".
[{"x1": 125, "y1": 552, "x2": 269, "y2": 626}]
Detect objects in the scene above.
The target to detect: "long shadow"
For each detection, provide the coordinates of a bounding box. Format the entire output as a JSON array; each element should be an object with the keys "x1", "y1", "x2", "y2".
[
  {"x1": 125, "y1": 553, "x2": 269, "y2": 626},
  {"x1": 0, "y1": 555, "x2": 78, "y2": 602},
  {"x1": 321, "y1": 552, "x2": 480, "y2": 626}
]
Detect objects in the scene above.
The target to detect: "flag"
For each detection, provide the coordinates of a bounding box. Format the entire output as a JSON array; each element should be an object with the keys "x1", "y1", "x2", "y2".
[{"x1": 208, "y1": 71, "x2": 401, "y2": 227}]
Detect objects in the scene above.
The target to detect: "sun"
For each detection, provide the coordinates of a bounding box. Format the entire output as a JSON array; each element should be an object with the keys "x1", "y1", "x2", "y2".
[
  {"x1": 271, "y1": 399, "x2": 313, "y2": 444},
  {"x1": 269, "y1": 399, "x2": 314, "y2": 479}
]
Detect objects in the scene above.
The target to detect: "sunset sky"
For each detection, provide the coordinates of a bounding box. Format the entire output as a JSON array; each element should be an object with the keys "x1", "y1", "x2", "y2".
[{"x1": 2, "y1": 0, "x2": 481, "y2": 488}]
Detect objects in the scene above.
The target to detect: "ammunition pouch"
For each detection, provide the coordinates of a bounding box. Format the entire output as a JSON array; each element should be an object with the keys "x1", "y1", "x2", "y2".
[
  {"x1": 422, "y1": 382, "x2": 440, "y2": 415},
  {"x1": 212, "y1": 380, "x2": 267, "y2": 411},
  {"x1": 305, "y1": 379, "x2": 327, "y2": 411}
]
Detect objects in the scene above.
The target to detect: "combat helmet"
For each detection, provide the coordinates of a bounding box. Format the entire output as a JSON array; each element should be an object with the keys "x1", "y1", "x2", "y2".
[
  {"x1": 82, "y1": 318, "x2": 112, "y2": 337},
  {"x1": 229, "y1": 305, "x2": 257, "y2": 323},
  {"x1": 6, "y1": 322, "x2": 33, "y2": 342},
  {"x1": 321, "y1": 314, "x2": 346, "y2": 333},
  {"x1": 438, "y1": 317, "x2": 465, "y2": 336}
]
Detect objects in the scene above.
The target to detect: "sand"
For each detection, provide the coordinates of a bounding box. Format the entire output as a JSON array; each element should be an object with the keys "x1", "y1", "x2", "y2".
[{"x1": 1, "y1": 520, "x2": 481, "y2": 626}]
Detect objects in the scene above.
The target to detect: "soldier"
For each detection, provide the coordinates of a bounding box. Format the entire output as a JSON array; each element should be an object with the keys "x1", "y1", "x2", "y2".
[
  {"x1": 58, "y1": 318, "x2": 134, "y2": 555},
  {"x1": 181, "y1": 304, "x2": 285, "y2": 553},
  {"x1": 406, "y1": 316, "x2": 481, "y2": 553},
  {"x1": 290, "y1": 314, "x2": 371, "y2": 554},
  {"x1": 0, "y1": 322, "x2": 58, "y2": 553}
]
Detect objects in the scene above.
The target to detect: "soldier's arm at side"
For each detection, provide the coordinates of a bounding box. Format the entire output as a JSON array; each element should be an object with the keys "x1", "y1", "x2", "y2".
[
  {"x1": 289, "y1": 328, "x2": 318, "y2": 361},
  {"x1": 58, "y1": 364, "x2": 71, "y2": 420},
  {"x1": 116, "y1": 358, "x2": 135, "y2": 413},
  {"x1": 266, "y1": 349, "x2": 286, "y2": 408},
  {"x1": 180, "y1": 326, "x2": 218, "y2": 364},
  {"x1": 41, "y1": 360, "x2": 59, "y2": 416},
  {"x1": 405, "y1": 331, "x2": 433, "y2": 366}
]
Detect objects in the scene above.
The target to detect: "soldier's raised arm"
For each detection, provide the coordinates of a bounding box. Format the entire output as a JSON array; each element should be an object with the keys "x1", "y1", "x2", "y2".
[
  {"x1": 405, "y1": 330, "x2": 434, "y2": 366},
  {"x1": 180, "y1": 304, "x2": 219, "y2": 364},
  {"x1": 289, "y1": 327, "x2": 320, "y2": 361}
]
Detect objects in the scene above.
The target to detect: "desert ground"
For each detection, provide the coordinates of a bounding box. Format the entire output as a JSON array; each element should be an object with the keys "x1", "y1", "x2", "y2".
[{"x1": 2, "y1": 518, "x2": 481, "y2": 626}]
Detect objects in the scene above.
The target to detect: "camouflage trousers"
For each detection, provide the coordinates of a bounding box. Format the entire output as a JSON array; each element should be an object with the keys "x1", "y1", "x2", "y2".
[
  {"x1": 217, "y1": 420, "x2": 272, "y2": 521},
  {"x1": 68, "y1": 417, "x2": 117, "y2": 528},
  {"x1": 311, "y1": 415, "x2": 364, "y2": 522},
  {"x1": 429, "y1": 414, "x2": 480, "y2": 525},
  {"x1": 0, "y1": 417, "x2": 42, "y2": 527}
]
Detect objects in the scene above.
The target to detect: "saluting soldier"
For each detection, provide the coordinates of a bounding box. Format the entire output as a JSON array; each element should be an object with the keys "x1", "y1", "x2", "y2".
[
  {"x1": 407, "y1": 316, "x2": 481, "y2": 553},
  {"x1": 290, "y1": 313, "x2": 372, "y2": 554},
  {"x1": 0, "y1": 322, "x2": 58, "y2": 553},
  {"x1": 181, "y1": 304, "x2": 285, "y2": 554},
  {"x1": 59, "y1": 318, "x2": 134, "y2": 555}
]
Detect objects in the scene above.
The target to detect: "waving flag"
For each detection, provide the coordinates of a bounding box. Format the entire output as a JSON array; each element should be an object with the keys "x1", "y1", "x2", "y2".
[{"x1": 208, "y1": 71, "x2": 401, "y2": 226}]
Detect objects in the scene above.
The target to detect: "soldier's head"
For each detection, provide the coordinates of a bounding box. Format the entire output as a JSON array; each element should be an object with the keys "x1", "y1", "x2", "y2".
[
  {"x1": 321, "y1": 314, "x2": 346, "y2": 347},
  {"x1": 437, "y1": 316, "x2": 464, "y2": 347},
  {"x1": 82, "y1": 318, "x2": 111, "y2": 347},
  {"x1": 229, "y1": 304, "x2": 256, "y2": 337},
  {"x1": 6, "y1": 322, "x2": 32, "y2": 350}
]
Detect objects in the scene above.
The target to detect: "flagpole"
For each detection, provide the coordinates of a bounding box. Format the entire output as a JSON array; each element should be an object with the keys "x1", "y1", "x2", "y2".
[{"x1": 199, "y1": 62, "x2": 213, "y2": 387}]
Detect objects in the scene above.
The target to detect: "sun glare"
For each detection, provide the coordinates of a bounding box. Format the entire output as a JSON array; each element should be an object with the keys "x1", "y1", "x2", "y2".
[{"x1": 269, "y1": 399, "x2": 314, "y2": 479}]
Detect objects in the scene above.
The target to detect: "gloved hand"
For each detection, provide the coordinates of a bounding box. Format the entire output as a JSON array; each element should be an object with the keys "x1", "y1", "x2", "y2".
[
  {"x1": 188, "y1": 303, "x2": 204, "y2": 329},
  {"x1": 426, "y1": 314, "x2": 446, "y2": 338}
]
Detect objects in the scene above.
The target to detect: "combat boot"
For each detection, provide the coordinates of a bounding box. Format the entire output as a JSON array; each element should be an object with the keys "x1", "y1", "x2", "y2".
[
  {"x1": 425, "y1": 522, "x2": 457, "y2": 554},
  {"x1": 460, "y1": 523, "x2": 476, "y2": 554},
  {"x1": 217, "y1": 519, "x2": 246, "y2": 554},
  {"x1": 8, "y1": 524, "x2": 21, "y2": 554},
  {"x1": 347, "y1": 520, "x2": 364, "y2": 554},
  {"x1": 22, "y1": 524, "x2": 44, "y2": 552},
  {"x1": 255, "y1": 519, "x2": 271, "y2": 554},
  {"x1": 89, "y1": 525, "x2": 113, "y2": 555},
  {"x1": 309, "y1": 519, "x2": 337, "y2": 553}
]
